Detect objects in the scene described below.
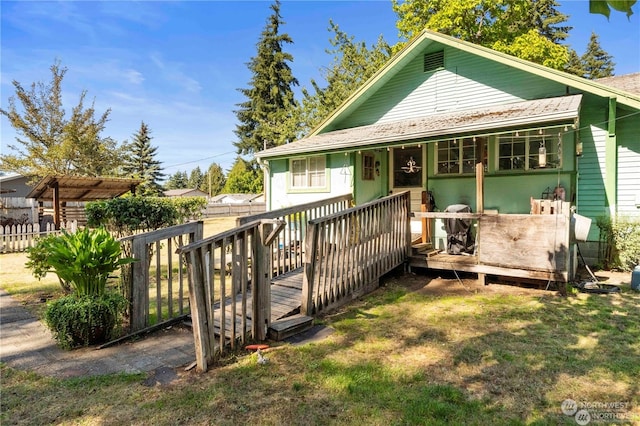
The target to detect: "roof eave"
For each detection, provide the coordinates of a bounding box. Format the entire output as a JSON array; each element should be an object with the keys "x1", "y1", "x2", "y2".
[{"x1": 258, "y1": 110, "x2": 579, "y2": 161}]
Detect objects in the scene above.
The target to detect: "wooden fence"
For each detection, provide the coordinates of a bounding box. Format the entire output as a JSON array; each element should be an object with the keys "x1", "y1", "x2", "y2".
[
  {"x1": 237, "y1": 193, "x2": 354, "y2": 278},
  {"x1": 119, "y1": 221, "x2": 203, "y2": 334},
  {"x1": 302, "y1": 191, "x2": 411, "y2": 315},
  {"x1": 176, "y1": 219, "x2": 284, "y2": 372},
  {"x1": 203, "y1": 202, "x2": 266, "y2": 218},
  {"x1": 0, "y1": 221, "x2": 78, "y2": 253}
]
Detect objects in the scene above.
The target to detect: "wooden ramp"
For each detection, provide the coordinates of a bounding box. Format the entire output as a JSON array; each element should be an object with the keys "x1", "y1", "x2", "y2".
[{"x1": 211, "y1": 268, "x2": 304, "y2": 342}]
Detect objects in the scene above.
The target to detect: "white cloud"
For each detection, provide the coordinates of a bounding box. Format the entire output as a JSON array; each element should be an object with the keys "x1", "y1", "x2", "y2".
[
  {"x1": 149, "y1": 52, "x2": 202, "y2": 94},
  {"x1": 124, "y1": 69, "x2": 145, "y2": 85}
]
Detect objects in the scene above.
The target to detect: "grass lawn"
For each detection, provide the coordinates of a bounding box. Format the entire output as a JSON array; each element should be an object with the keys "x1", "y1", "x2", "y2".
[{"x1": 2, "y1": 265, "x2": 639, "y2": 425}]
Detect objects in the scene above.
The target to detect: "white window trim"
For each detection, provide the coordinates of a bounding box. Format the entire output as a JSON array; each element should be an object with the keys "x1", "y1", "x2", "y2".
[
  {"x1": 496, "y1": 128, "x2": 563, "y2": 172},
  {"x1": 288, "y1": 155, "x2": 329, "y2": 192}
]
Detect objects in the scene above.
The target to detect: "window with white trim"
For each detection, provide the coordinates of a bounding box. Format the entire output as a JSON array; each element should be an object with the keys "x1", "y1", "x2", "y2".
[
  {"x1": 497, "y1": 128, "x2": 562, "y2": 171},
  {"x1": 436, "y1": 137, "x2": 487, "y2": 175},
  {"x1": 362, "y1": 153, "x2": 375, "y2": 181},
  {"x1": 290, "y1": 156, "x2": 326, "y2": 188}
]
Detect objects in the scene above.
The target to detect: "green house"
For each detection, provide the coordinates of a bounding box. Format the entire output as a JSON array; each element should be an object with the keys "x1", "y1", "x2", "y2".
[{"x1": 257, "y1": 30, "x2": 640, "y2": 259}]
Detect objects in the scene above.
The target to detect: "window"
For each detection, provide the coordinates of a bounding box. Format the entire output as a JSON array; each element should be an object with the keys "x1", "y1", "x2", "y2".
[
  {"x1": 393, "y1": 146, "x2": 423, "y2": 187},
  {"x1": 436, "y1": 137, "x2": 487, "y2": 175},
  {"x1": 362, "y1": 153, "x2": 375, "y2": 181},
  {"x1": 290, "y1": 156, "x2": 326, "y2": 189},
  {"x1": 497, "y1": 128, "x2": 562, "y2": 171}
]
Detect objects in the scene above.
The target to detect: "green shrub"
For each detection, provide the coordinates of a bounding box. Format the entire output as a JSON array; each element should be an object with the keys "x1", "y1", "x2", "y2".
[
  {"x1": 44, "y1": 292, "x2": 127, "y2": 349},
  {"x1": 26, "y1": 233, "x2": 72, "y2": 293},
  {"x1": 40, "y1": 227, "x2": 136, "y2": 296},
  {"x1": 596, "y1": 215, "x2": 640, "y2": 271},
  {"x1": 85, "y1": 196, "x2": 205, "y2": 238}
]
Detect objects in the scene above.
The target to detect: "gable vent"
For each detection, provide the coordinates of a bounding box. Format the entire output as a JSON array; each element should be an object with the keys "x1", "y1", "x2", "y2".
[{"x1": 424, "y1": 51, "x2": 444, "y2": 72}]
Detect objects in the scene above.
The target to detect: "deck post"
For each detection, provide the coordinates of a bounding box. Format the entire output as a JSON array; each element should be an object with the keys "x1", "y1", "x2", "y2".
[
  {"x1": 476, "y1": 163, "x2": 486, "y2": 285},
  {"x1": 187, "y1": 248, "x2": 211, "y2": 372},
  {"x1": 131, "y1": 235, "x2": 149, "y2": 330},
  {"x1": 253, "y1": 223, "x2": 272, "y2": 341},
  {"x1": 420, "y1": 191, "x2": 431, "y2": 244},
  {"x1": 301, "y1": 223, "x2": 318, "y2": 315}
]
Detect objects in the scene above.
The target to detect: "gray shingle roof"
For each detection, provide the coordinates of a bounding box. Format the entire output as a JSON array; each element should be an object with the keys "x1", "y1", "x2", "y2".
[
  {"x1": 258, "y1": 94, "x2": 582, "y2": 159},
  {"x1": 597, "y1": 73, "x2": 640, "y2": 96}
]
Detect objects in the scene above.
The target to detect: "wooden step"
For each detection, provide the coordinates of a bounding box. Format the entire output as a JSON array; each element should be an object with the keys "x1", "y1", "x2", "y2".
[
  {"x1": 412, "y1": 242, "x2": 433, "y2": 254},
  {"x1": 268, "y1": 314, "x2": 313, "y2": 341}
]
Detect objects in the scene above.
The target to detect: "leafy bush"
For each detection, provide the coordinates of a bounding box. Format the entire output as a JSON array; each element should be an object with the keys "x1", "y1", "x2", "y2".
[
  {"x1": 26, "y1": 233, "x2": 72, "y2": 293},
  {"x1": 85, "y1": 197, "x2": 177, "y2": 238},
  {"x1": 171, "y1": 196, "x2": 207, "y2": 223},
  {"x1": 44, "y1": 292, "x2": 127, "y2": 349},
  {"x1": 596, "y1": 215, "x2": 640, "y2": 271},
  {"x1": 85, "y1": 196, "x2": 205, "y2": 237},
  {"x1": 31, "y1": 227, "x2": 136, "y2": 296}
]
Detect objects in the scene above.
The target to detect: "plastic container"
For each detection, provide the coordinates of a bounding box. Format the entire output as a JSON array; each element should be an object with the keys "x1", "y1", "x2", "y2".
[
  {"x1": 572, "y1": 214, "x2": 592, "y2": 242},
  {"x1": 632, "y1": 265, "x2": 640, "y2": 291}
]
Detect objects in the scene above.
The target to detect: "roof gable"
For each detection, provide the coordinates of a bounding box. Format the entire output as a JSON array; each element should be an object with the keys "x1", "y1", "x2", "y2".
[{"x1": 311, "y1": 30, "x2": 640, "y2": 137}]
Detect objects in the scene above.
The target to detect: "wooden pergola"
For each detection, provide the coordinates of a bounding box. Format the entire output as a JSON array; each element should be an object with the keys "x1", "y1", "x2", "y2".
[{"x1": 26, "y1": 175, "x2": 142, "y2": 227}]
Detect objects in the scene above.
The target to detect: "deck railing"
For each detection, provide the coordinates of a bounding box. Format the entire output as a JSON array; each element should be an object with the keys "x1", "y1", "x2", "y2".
[
  {"x1": 302, "y1": 191, "x2": 411, "y2": 315},
  {"x1": 237, "y1": 194, "x2": 353, "y2": 279},
  {"x1": 176, "y1": 219, "x2": 284, "y2": 372},
  {"x1": 119, "y1": 221, "x2": 203, "y2": 334}
]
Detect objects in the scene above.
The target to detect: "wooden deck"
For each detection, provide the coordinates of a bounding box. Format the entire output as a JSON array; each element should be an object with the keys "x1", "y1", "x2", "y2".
[
  {"x1": 409, "y1": 250, "x2": 569, "y2": 282},
  {"x1": 211, "y1": 268, "x2": 304, "y2": 341}
]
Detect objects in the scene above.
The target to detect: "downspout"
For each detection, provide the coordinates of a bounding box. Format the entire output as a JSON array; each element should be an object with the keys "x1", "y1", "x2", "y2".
[
  {"x1": 605, "y1": 97, "x2": 617, "y2": 216},
  {"x1": 258, "y1": 158, "x2": 271, "y2": 211}
]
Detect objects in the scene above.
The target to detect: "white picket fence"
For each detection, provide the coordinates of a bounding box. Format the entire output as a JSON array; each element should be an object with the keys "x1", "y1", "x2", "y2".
[{"x1": 0, "y1": 221, "x2": 78, "y2": 254}]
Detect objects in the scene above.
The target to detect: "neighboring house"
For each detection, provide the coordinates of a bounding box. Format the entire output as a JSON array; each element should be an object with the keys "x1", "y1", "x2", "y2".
[
  {"x1": 257, "y1": 30, "x2": 640, "y2": 252},
  {"x1": 163, "y1": 188, "x2": 209, "y2": 198},
  {"x1": 0, "y1": 174, "x2": 34, "y2": 197},
  {"x1": 210, "y1": 193, "x2": 264, "y2": 204}
]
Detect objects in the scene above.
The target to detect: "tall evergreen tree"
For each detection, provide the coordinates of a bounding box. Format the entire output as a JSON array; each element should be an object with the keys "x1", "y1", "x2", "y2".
[
  {"x1": 233, "y1": 0, "x2": 299, "y2": 155},
  {"x1": 516, "y1": 0, "x2": 571, "y2": 43},
  {"x1": 122, "y1": 122, "x2": 164, "y2": 196},
  {"x1": 564, "y1": 49, "x2": 587, "y2": 77},
  {"x1": 581, "y1": 32, "x2": 615, "y2": 79},
  {"x1": 165, "y1": 171, "x2": 188, "y2": 190},
  {"x1": 288, "y1": 21, "x2": 391, "y2": 136},
  {"x1": 203, "y1": 163, "x2": 226, "y2": 196},
  {"x1": 188, "y1": 166, "x2": 204, "y2": 190}
]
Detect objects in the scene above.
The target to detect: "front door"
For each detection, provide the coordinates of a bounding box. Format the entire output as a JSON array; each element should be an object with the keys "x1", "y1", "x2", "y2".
[{"x1": 389, "y1": 145, "x2": 426, "y2": 218}]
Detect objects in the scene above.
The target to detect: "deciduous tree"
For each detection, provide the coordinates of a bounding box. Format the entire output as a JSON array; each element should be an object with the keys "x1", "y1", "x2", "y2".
[
  {"x1": 391, "y1": 0, "x2": 571, "y2": 69},
  {"x1": 589, "y1": 0, "x2": 636, "y2": 18},
  {"x1": 0, "y1": 61, "x2": 124, "y2": 181},
  {"x1": 223, "y1": 157, "x2": 263, "y2": 194}
]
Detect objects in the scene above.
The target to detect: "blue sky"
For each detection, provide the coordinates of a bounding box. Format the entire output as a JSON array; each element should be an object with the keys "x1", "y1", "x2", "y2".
[{"x1": 1, "y1": 1, "x2": 638, "y2": 177}]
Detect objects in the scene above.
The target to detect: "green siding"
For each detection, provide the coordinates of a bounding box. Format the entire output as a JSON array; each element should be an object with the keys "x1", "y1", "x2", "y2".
[
  {"x1": 576, "y1": 100, "x2": 609, "y2": 240},
  {"x1": 266, "y1": 154, "x2": 354, "y2": 210},
  {"x1": 617, "y1": 109, "x2": 640, "y2": 217},
  {"x1": 354, "y1": 150, "x2": 388, "y2": 205},
  {"x1": 334, "y1": 45, "x2": 566, "y2": 130}
]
